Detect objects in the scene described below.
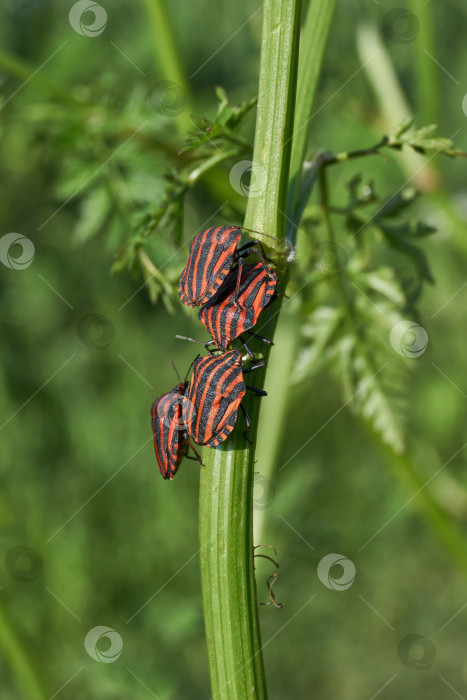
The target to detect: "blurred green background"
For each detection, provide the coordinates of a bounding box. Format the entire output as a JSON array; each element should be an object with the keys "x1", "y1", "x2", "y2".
[{"x1": 1, "y1": 0, "x2": 467, "y2": 698}]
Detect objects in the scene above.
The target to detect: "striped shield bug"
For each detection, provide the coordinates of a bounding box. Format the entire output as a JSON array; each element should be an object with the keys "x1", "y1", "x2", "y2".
[
  {"x1": 178, "y1": 225, "x2": 273, "y2": 307},
  {"x1": 184, "y1": 350, "x2": 266, "y2": 447},
  {"x1": 198, "y1": 262, "x2": 278, "y2": 353},
  {"x1": 151, "y1": 367, "x2": 203, "y2": 480}
]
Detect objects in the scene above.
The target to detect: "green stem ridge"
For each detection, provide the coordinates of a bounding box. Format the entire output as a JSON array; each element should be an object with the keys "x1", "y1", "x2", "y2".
[{"x1": 244, "y1": 0, "x2": 303, "y2": 242}]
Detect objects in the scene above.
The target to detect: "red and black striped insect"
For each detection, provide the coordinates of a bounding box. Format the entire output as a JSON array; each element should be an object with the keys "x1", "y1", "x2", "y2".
[
  {"x1": 184, "y1": 350, "x2": 266, "y2": 447},
  {"x1": 178, "y1": 225, "x2": 273, "y2": 307},
  {"x1": 151, "y1": 375, "x2": 202, "y2": 480},
  {"x1": 198, "y1": 262, "x2": 278, "y2": 353}
]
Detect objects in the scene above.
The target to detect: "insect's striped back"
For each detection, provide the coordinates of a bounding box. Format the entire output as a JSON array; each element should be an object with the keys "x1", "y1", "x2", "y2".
[
  {"x1": 178, "y1": 226, "x2": 242, "y2": 307},
  {"x1": 151, "y1": 382, "x2": 188, "y2": 479},
  {"x1": 185, "y1": 351, "x2": 245, "y2": 447},
  {"x1": 199, "y1": 262, "x2": 277, "y2": 350}
]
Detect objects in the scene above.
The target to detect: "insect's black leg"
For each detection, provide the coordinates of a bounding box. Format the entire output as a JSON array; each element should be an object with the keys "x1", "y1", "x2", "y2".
[
  {"x1": 243, "y1": 360, "x2": 266, "y2": 373},
  {"x1": 187, "y1": 440, "x2": 204, "y2": 466},
  {"x1": 250, "y1": 246, "x2": 276, "y2": 275},
  {"x1": 237, "y1": 241, "x2": 260, "y2": 255},
  {"x1": 245, "y1": 384, "x2": 267, "y2": 397},
  {"x1": 246, "y1": 330, "x2": 274, "y2": 346},
  {"x1": 205, "y1": 345, "x2": 219, "y2": 356},
  {"x1": 231, "y1": 257, "x2": 244, "y2": 307},
  {"x1": 239, "y1": 335, "x2": 255, "y2": 359},
  {"x1": 237, "y1": 241, "x2": 274, "y2": 266},
  {"x1": 240, "y1": 404, "x2": 253, "y2": 444}
]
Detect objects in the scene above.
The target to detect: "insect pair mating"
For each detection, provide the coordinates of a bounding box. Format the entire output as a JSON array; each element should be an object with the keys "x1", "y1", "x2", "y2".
[
  {"x1": 151, "y1": 225, "x2": 279, "y2": 479},
  {"x1": 179, "y1": 226, "x2": 278, "y2": 356}
]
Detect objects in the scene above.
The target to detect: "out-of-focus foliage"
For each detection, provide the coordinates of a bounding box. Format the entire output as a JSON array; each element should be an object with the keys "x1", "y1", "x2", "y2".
[
  {"x1": 387, "y1": 118, "x2": 467, "y2": 158},
  {"x1": 292, "y1": 176, "x2": 437, "y2": 453},
  {"x1": 1, "y1": 0, "x2": 467, "y2": 698}
]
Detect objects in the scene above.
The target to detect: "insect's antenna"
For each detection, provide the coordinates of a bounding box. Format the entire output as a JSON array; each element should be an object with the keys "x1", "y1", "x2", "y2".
[
  {"x1": 183, "y1": 354, "x2": 200, "y2": 383},
  {"x1": 170, "y1": 360, "x2": 181, "y2": 383},
  {"x1": 237, "y1": 226, "x2": 281, "y2": 244},
  {"x1": 175, "y1": 334, "x2": 212, "y2": 346},
  {"x1": 176, "y1": 335, "x2": 219, "y2": 358}
]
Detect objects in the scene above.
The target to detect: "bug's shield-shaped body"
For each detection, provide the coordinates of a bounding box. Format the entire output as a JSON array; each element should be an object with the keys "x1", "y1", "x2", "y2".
[
  {"x1": 198, "y1": 262, "x2": 277, "y2": 351},
  {"x1": 151, "y1": 381, "x2": 190, "y2": 480},
  {"x1": 178, "y1": 226, "x2": 242, "y2": 307},
  {"x1": 184, "y1": 351, "x2": 246, "y2": 447}
]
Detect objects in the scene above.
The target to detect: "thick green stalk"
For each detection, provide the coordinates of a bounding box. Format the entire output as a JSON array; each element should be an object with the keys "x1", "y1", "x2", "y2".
[
  {"x1": 288, "y1": 0, "x2": 337, "y2": 227},
  {"x1": 243, "y1": 1, "x2": 302, "y2": 242},
  {"x1": 318, "y1": 160, "x2": 467, "y2": 575},
  {"x1": 199, "y1": 1, "x2": 302, "y2": 698},
  {"x1": 141, "y1": 0, "x2": 192, "y2": 134},
  {"x1": 0, "y1": 604, "x2": 47, "y2": 700}
]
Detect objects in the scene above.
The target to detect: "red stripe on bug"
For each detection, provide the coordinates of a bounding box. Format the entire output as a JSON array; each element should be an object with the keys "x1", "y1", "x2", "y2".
[
  {"x1": 151, "y1": 380, "x2": 202, "y2": 479},
  {"x1": 198, "y1": 262, "x2": 277, "y2": 351},
  {"x1": 178, "y1": 226, "x2": 242, "y2": 307},
  {"x1": 184, "y1": 350, "x2": 266, "y2": 447}
]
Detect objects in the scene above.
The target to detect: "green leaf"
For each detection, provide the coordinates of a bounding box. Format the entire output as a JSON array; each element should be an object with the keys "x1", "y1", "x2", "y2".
[
  {"x1": 327, "y1": 332, "x2": 407, "y2": 455},
  {"x1": 345, "y1": 213, "x2": 366, "y2": 236},
  {"x1": 74, "y1": 187, "x2": 111, "y2": 243},
  {"x1": 388, "y1": 122, "x2": 467, "y2": 159},
  {"x1": 353, "y1": 353, "x2": 406, "y2": 455},
  {"x1": 178, "y1": 89, "x2": 255, "y2": 155},
  {"x1": 394, "y1": 118, "x2": 414, "y2": 137},
  {"x1": 377, "y1": 187, "x2": 418, "y2": 219},
  {"x1": 293, "y1": 306, "x2": 344, "y2": 381},
  {"x1": 376, "y1": 221, "x2": 435, "y2": 284},
  {"x1": 359, "y1": 268, "x2": 406, "y2": 307},
  {"x1": 55, "y1": 164, "x2": 104, "y2": 200}
]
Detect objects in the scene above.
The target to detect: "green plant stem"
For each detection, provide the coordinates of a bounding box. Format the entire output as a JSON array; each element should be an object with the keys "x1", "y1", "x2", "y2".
[
  {"x1": 322, "y1": 137, "x2": 389, "y2": 166},
  {"x1": 288, "y1": 0, "x2": 337, "y2": 230},
  {"x1": 199, "y1": 1, "x2": 302, "y2": 698},
  {"x1": 0, "y1": 603, "x2": 47, "y2": 700},
  {"x1": 318, "y1": 166, "x2": 357, "y2": 326},
  {"x1": 372, "y1": 434, "x2": 467, "y2": 576},
  {"x1": 356, "y1": 23, "x2": 439, "y2": 191},
  {"x1": 254, "y1": 314, "x2": 299, "y2": 543},
  {"x1": 188, "y1": 149, "x2": 240, "y2": 185},
  {"x1": 243, "y1": 1, "x2": 302, "y2": 243},
  {"x1": 141, "y1": 0, "x2": 192, "y2": 135}
]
